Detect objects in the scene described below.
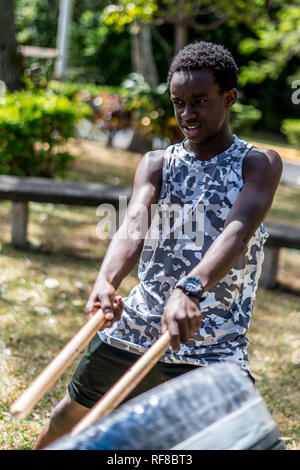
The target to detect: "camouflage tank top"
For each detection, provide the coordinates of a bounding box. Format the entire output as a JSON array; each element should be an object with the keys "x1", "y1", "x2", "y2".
[{"x1": 99, "y1": 135, "x2": 268, "y2": 374}]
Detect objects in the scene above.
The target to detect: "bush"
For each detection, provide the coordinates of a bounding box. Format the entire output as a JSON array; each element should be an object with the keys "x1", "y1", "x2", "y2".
[
  {"x1": 46, "y1": 77, "x2": 263, "y2": 149},
  {"x1": 47, "y1": 80, "x2": 129, "y2": 142},
  {"x1": 230, "y1": 102, "x2": 262, "y2": 135},
  {"x1": 0, "y1": 91, "x2": 91, "y2": 177},
  {"x1": 120, "y1": 73, "x2": 181, "y2": 144},
  {"x1": 48, "y1": 75, "x2": 181, "y2": 147},
  {"x1": 281, "y1": 119, "x2": 300, "y2": 147},
  {"x1": 47, "y1": 80, "x2": 122, "y2": 99}
]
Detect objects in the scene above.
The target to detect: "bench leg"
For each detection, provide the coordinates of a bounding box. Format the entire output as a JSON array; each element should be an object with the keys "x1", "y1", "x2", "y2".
[
  {"x1": 259, "y1": 246, "x2": 280, "y2": 289},
  {"x1": 11, "y1": 201, "x2": 29, "y2": 249}
]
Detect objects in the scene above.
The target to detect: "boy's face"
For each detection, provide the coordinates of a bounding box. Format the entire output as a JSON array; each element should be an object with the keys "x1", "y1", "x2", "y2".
[{"x1": 170, "y1": 70, "x2": 237, "y2": 146}]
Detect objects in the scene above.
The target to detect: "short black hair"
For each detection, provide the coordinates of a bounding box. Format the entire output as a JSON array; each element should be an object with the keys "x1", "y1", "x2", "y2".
[{"x1": 167, "y1": 41, "x2": 238, "y2": 92}]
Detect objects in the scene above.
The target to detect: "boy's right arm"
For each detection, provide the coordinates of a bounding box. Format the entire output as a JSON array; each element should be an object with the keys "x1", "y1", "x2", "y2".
[{"x1": 85, "y1": 149, "x2": 164, "y2": 328}]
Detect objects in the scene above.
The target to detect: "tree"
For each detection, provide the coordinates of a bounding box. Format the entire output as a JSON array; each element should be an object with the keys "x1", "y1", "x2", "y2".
[
  {"x1": 15, "y1": 0, "x2": 132, "y2": 86},
  {"x1": 157, "y1": 0, "x2": 233, "y2": 53},
  {"x1": 153, "y1": 0, "x2": 269, "y2": 53},
  {"x1": 102, "y1": 1, "x2": 159, "y2": 86},
  {"x1": 0, "y1": 0, "x2": 22, "y2": 91},
  {"x1": 236, "y1": 0, "x2": 300, "y2": 131},
  {"x1": 101, "y1": 0, "x2": 268, "y2": 84},
  {"x1": 238, "y1": 1, "x2": 300, "y2": 86}
]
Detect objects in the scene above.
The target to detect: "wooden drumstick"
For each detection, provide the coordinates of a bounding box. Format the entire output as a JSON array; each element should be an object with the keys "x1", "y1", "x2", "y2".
[
  {"x1": 72, "y1": 330, "x2": 171, "y2": 435},
  {"x1": 10, "y1": 309, "x2": 106, "y2": 419}
]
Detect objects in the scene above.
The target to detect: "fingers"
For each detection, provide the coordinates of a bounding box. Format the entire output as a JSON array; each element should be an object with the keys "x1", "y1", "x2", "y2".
[
  {"x1": 186, "y1": 304, "x2": 202, "y2": 336},
  {"x1": 85, "y1": 295, "x2": 98, "y2": 315},
  {"x1": 85, "y1": 287, "x2": 124, "y2": 330},
  {"x1": 112, "y1": 297, "x2": 123, "y2": 322},
  {"x1": 163, "y1": 297, "x2": 202, "y2": 353},
  {"x1": 86, "y1": 300, "x2": 101, "y2": 321},
  {"x1": 101, "y1": 293, "x2": 114, "y2": 321},
  {"x1": 161, "y1": 315, "x2": 180, "y2": 352},
  {"x1": 98, "y1": 294, "x2": 124, "y2": 330}
]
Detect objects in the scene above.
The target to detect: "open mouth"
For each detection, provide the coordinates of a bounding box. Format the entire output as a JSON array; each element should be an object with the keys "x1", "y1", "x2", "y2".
[{"x1": 181, "y1": 124, "x2": 202, "y2": 137}]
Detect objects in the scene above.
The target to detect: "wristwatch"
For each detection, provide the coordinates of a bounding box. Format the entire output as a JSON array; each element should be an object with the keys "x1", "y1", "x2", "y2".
[{"x1": 175, "y1": 276, "x2": 205, "y2": 302}]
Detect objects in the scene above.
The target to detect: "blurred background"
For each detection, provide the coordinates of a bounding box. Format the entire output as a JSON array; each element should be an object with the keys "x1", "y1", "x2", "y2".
[{"x1": 1, "y1": 0, "x2": 300, "y2": 167}]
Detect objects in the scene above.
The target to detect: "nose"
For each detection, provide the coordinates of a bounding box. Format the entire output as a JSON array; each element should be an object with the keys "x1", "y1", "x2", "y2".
[{"x1": 181, "y1": 104, "x2": 197, "y2": 121}]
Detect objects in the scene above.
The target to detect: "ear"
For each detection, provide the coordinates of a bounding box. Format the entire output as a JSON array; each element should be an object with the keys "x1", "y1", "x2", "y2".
[{"x1": 224, "y1": 88, "x2": 238, "y2": 108}]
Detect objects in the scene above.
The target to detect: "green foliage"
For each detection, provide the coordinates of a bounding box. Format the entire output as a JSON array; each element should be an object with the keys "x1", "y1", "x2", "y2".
[
  {"x1": 230, "y1": 102, "x2": 262, "y2": 134},
  {"x1": 15, "y1": 0, "x2": 59, "y2": 48},
  {"x1": 238, "y1": 2, "x2": 300, "y2": 86},
  {"x1": 15, "y1": 0, "x2": 131, "y2": 86},
  {"x1": 120, "y1": 73, "x2": 179, "y2": 142},
  {"x1": 69, "y1": 5, "x2": 132, "y2": 85},
  {"x1": 14, "y1": 0, "x2": 300, "y2": 137},
  {"x1": 0, "y1": 91, "x2": 91, "y2": 177},
  {"x1": 47, "y1": 76, "x2": 262, "y2": 146},
  {"x1": 119, "y1": 74, "x2": 262, "y2": 141},
  {"x1": 48, "y1": 75, "x2": 180, "y2": 144},
  {"x1": 47, "y1": 80, "x2": 128, "y2": 141},
  {"x1": 102, "y1": 0, "x2": 158, "y2": 32},
  {"x1": 47, "y1": 80, "x2": 122, "y2": 99},
  {"x1": 102, "y1": 0, "x2": 267, "y2": 33},
  {"x1": 281, "y1": 119, "x2": 300, "y2": 147}
]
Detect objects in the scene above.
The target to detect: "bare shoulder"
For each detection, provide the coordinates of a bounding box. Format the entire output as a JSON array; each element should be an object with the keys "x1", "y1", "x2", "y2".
[
  {"x1": 243, "y1": 145, "x2": 283, "y2": 183},
  {"x1": 141, "y1": 149, "x2": 165, "y2": 170},
  {"x1": 133, "y1": 149, "x2": 165, "y2": 187}
]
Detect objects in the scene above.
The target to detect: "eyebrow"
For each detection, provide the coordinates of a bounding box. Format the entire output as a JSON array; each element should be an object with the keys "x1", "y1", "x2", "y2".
[{"x1": 171, "y1": 93, "x2": 209, "y2": 99}]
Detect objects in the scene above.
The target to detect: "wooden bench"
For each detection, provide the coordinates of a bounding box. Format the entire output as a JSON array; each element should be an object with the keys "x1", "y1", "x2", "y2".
[
  {"x1": 0, "y1": 175, "x2": 299, "y2": 289},
  {"x1": 260, "y1": 220, "x2": 300, "y2": 289},
  {"x1": 0, "y1": 175, "x2": 132, "y2": 249}
]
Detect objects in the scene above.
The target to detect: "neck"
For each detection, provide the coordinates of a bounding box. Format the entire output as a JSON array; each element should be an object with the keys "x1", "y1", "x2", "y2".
[{"x1": 185, "y1": 128, "x2": 235, "y2": 162}]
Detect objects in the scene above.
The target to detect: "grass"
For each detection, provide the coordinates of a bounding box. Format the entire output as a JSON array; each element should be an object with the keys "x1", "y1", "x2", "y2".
[
  {"x1": 0, "y1": 138, "x2": 299, "y2": 450},
  {"x1": 268, "y1": 184, "x2": 300, "y2": 227}
]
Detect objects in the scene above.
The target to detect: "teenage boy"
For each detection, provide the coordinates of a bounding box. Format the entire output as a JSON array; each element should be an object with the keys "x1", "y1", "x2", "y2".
[{"x1": 34, "y1": 41, "x2": 282, "y2": 449}]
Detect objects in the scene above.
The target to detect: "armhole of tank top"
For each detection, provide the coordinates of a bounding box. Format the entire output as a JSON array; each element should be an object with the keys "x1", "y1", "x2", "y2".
[
  {"x1": 239, "y1": 141, "x2": 254, "y2": 184},
  {"x1": 159, "y1": 145, "x2": 174, "y2": 200}
]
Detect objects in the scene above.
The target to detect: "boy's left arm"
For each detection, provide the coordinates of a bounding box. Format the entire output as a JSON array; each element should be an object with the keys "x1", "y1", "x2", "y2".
[{"x1": 162, "y1": 148, "x2": 283, "y2": 351}]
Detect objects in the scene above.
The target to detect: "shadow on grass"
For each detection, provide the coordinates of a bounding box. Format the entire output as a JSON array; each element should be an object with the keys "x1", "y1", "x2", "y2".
[
  {"x1": 258, "y1": 281, "x2": 300, "y2": 298},
  {"x1": 0, "y1": 240, "x2": 104, "y2": 267},
  {"x1": 8, "y1": 332, "x2": 81, "y2": 359},
  {"x1": 275, "y1": 282, "x2": 300, "y2": 297}
]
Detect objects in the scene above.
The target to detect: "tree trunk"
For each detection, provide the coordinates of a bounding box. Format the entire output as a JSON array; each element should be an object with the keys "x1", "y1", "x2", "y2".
[
  {"x1": 130, "y1": 22, "x2": 140, "y2": 74},
  {"x1": 0, "y1": 0, "x2": 22, "y2": 91},
  {"x1": 174, "y1": 0, "x2": 188, "y2": 52},
  {"x1": 175, "y1": 21, "x2": 188, "y2": 53},
  {"x1": 130, "y1": 21, "x2": 159, "y2": 87},
  {"x1": 139, "y1": 25, "x2": 159, "y2": 86}
]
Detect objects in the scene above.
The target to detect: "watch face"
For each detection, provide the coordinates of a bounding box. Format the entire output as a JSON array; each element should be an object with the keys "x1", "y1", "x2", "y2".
[{"x1": 184, "y1": 277, "x2": 201, "y2": 294}]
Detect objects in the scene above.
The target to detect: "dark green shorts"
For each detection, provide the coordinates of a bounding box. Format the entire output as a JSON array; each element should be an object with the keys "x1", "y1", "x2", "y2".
[{"x1": 68, "y1": 334, "x2": 199, "y2": 409}]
